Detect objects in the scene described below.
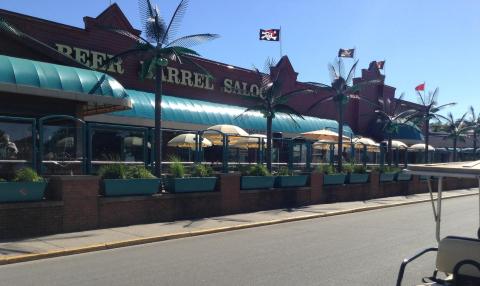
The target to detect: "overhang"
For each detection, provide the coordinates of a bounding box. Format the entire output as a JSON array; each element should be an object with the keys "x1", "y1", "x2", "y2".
[{"x1": 0, "y1": 55, "x2": 131, "y2": 115}]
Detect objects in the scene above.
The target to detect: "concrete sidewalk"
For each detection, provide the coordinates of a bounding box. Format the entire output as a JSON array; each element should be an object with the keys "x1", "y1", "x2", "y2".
[{"x1": 0, "y1": 188, "x2": 478, "y2": 265}]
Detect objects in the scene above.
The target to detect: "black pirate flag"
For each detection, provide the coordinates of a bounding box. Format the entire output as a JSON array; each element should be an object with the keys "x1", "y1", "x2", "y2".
[
  {"x1": 259, "y1": 29, "x2": 280, "y2": 41},
  {"x1": 338, "y1": 48, "x2": 355, "y2": 58}
]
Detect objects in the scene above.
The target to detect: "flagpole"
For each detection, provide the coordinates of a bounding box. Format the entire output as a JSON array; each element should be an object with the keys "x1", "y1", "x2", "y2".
[{"x1": 279, "y1": 26, "x2": 283, "y2": 58}]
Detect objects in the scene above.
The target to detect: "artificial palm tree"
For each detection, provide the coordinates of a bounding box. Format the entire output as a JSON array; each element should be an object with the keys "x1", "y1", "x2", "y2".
[
  {"x1": 307, "y1": 58, "x2": 380, "y2": 172},
  {"x1": 468, "y1": 106, "x2": 480, "y2": 156},
  {"x1": 237, "y1": 59, "x2": 312, "y2": 172},
  {"x1": 414, "y1": 88, "x2": 456, "y2": 163},
  {"x1": 444, "y1": 112, "x2": 470, "y2": 161},
  {"x1": 103, "y1": 0, "x2": 218, "y2": 176},
  {"x1": 375, "y1": 93, "x2": 417, "y2": 165}
]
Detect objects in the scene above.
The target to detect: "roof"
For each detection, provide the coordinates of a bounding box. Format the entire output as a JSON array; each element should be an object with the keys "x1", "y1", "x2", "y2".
[
  {"x1": 0, "y1": 55, "x2": 131, "y2": 115},
  {"x1": 110, "y1": 89, "x2": 354, "y2": 136}
]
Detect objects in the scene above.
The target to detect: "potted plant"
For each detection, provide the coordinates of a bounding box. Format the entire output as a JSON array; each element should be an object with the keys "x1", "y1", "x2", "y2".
[
  {"x1": 375, "y1": 166, "x2": 399, "y2": 182},
  {"x1": 0, "y1": 168, "x2": 47, "y2": 203},
  {"x1": 396, "y1": 169, "x2": 412, "y2": 181},
  {"x1": 345, "y1": 164, "x2": 369, "y2": 184},
  {"x1": 167, "y1": 161, "x2": 217, "y2": 193},
  {"x1": 241, "y1": 164, "x2": 275, "y2": 190},
  {"x1": 317, "y1": 164, "x2": 346, "y2": 185},
  {"x1": 99, "y1": 165, "x2": 160, "y2": 197},
  {"x1": 274, "y1": 166, "x2": 308, "y2": 188}
]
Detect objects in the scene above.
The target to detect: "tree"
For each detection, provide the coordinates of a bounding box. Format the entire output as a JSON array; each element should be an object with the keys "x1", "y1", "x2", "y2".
[
  {"x1": 307, "y1": 58, "x2": 380, "y2": 172},
  {"x1": 413, "y1": 88, "x2": 456, "y2": 163},
  {"x1": 237, "y1": 59, "x2": 311, "y2": 172},
  {"x1": 444, "y1": 112, "x2": 470, "y2": 161},
  {"x1": 468, "y1": 106, "x2": 480, "y2": 156},
  {"x1": 375, "y1": 93, "x2": 417, "y2": 165},
  {"x1": 103, "y1": 0, "x2": 218, "y2": 176}
]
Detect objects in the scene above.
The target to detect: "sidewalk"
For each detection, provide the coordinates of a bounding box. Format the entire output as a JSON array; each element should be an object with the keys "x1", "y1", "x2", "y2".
[{"x1": 1, "y1": 188, "x2": 478, "y2": 265}]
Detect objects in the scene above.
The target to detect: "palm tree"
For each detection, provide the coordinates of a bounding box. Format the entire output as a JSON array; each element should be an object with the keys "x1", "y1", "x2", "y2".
[
  {"x1": 307, "y1": 58, "x2": 380, "y2": 172},
  {"x1": 237, "y1": 59, "x2": 312, "y2": 172},
  {"x1": 468, "y1": 106, "x2": 480, "y2": 156},
  {"x1": 444, "y1": 112, "x2": 470, "y2": 161},
  {"x1": 103, "y1": 0, "x2": 218, "y2": 176},
  {"x1": 414, "y1": 88, "x2": 456, "y2": 163},
  {"x1": 375, "y1": 93, "x2": 417, "y2": 165}
]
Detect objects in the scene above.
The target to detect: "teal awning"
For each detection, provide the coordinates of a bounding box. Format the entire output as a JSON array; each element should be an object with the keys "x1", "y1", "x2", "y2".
[
  {"x1": 0, "y1": 55, "x2": 131, "y2": 114},
  {"x1": 110, "y1": 89, "x2": 353, "y2": 136}
]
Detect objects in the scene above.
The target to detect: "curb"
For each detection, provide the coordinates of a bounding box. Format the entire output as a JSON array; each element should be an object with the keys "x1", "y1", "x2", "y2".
[{"x1": 0, "y1": 191, "x2": 476, "y2": 266}]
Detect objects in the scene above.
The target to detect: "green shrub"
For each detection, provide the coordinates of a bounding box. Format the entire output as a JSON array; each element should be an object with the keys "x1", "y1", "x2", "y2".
[
  {"x1": 342, "y1": 164, "x2": 354, "y2": 174},
  {"x1": 353, "y1": 164, "x2": 367, "y2": 174},
  {"x1": 370, "y1": 165, "x2": 400, "y2": 173},
  {"x1": 316, "y1": 164, "x2": 337, "y2": 175},
  {"x1": 276, "y1": 166, "x2": 292, "y2": 176},
  {"x1": 191, "y1": 164, "x2": 213, "y2": 177},
  {"x1": 98, "y1": 164, "x2": 128, "y2": 179},
  {"x1": 246, "y1": 164, "x2": 270, "y2": 176},
  {"x1": 126, "y1": 165, "x2": 156, "y2": 179},
  {"x1": 169, "y1": 156, "x2": 185, "y2": 178},
  {"x1": 13, "y1": 168, "x2": 43, "y2": 182},
  {"x1": 0, "y1": 177, "x2": 6, "y2": 182}
]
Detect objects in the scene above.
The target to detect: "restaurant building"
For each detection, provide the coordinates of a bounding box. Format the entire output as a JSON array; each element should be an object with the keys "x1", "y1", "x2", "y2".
[{"x1": 0, "y1": 4, "x2": 424, "y2": 176}]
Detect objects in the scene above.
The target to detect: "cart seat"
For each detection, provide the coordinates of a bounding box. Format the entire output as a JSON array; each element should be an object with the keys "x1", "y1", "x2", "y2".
[{"x1": 436, "y1": 236, "x2": 480, "y2": 278}]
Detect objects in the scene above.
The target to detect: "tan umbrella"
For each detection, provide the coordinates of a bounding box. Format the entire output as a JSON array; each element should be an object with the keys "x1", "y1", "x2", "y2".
[
  {"x1": 409, "y1": 143, "x2": 435, "y2": 151},
  {"x1": 353, "y1": 137, "x2": 380, "y2": 152},
  {"x1": 203, "y1": 124, "x2": 249, "y2": 145},
  {"x1": 301, "y1": 129, "x2": 350, "y2": 141},
  {"x1": 312, "y1": 139, "x2": 351, "y2": 150},
  {"x1": 168, "y1": 134, "x2": 212, "y2": 149},
  {"x1": 383, "y1": 140, "x2": 408, "y2": 149},
  {"x1": 231, "y1": 134, "x2": 266, "y2": 149},
  {"x1": 56, "y1": 137, "x2": 74, "y2": 148},
  {"x1": 124, "y1": 136, "x2": 143, "y2": 147}
]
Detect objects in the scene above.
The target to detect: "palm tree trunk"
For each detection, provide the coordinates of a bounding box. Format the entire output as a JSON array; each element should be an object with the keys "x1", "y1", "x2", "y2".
[
  {"x1": 388, "y1": 136, "x2": 393, "y2": 166},
  {"x1": 453, "y1": 137, "x2": 457, "y2": 162},
  {"x1": 154, "y1": 55, "x2": 163, "y2": 177},
  {"x1": 266, "y1": 116, "x2": 273, "y2": 172},
  {"x1": 337, "y1": 103, "x2": 344, "y2": 173},
  {"x1": 424, "y1": 118, "x2": 430, "y2": 163}
]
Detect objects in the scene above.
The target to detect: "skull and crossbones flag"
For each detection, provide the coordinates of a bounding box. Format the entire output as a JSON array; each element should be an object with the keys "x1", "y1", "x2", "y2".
[
  {"x1": 338, "y1": 48, "x2": 355, "y2": 58},
  {"x1": 376, "y1": 60, "x2": 385, "y2": 69},
  {"x1": 259, "y1": 29, "x2": 280, "y2": 41}
]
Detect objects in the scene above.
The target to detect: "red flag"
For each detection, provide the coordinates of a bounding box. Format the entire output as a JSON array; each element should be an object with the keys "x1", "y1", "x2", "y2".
[{"x1": 415, "y1": 83, "x2": 425, "y2": 91}]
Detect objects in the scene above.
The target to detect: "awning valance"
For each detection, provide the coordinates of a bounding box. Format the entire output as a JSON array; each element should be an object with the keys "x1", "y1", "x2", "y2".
[{"x1": 0, "y1": 55, "x2": 131, "y2": 115}]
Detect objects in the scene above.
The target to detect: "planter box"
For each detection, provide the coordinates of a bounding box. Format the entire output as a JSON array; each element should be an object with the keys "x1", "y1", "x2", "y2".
[
  {"x1": 274, "y1": 175, "x2": 308, "y2": 188},
  {"x1": 103, "y1": 178, "x2": 161, "y2": 197},
  {"x1": 168, "y1": 177, "x2": 217, "y2": 193},
  {"x1": 241, "y1": 176, "x2": 275, "y2": 190},
  {"x1": 380, "y1": 172, "x2": 396, "y2": 182},
  {"x1": 0, "y1": 181, "x2": 47, "y2": 203},
  {"x1": 323, "y1": 174, "x2": 346, "y2": 185},
  {"x1": 347, "y1": 173, "x2": 369, "y2": 184},
  {"x1": 396, "y1": 172, "x2": 412, "y2": 181}
]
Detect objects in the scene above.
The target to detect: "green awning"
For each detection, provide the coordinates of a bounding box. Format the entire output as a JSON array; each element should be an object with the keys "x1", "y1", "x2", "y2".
[
  {"x1": 109, "y1": 89, "x2": 354, "y2": 136},
  {"x1": 0, "y1": 54, "x2": 131, "y2": 115}
]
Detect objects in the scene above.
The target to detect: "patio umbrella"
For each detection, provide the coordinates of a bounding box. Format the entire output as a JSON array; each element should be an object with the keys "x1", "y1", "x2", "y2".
[
  {"x1": 301, "y1": 129, "x2": 350, "y2": 141},
  {"x1": 384, "y1": 140, "x2": 408, "y2": 149},
  {"x1": 353, "y1": 137, "x2": 380, "y2": 152},
  {"x1": 409, "y1": 143, "x2": 435, "y2": 151},
  {"x1": 124, "y1": 136, "x2": 144, "y2": 147},
  {"x1": 167, "y1": 134, "x2": 212, "y2": 149},
  {"x1": 203, "y1": 124, "x2": 249, "y2": 145},
  {"x1": 231, "y1": 134, "x2": 266, "y2": 149},
  {"x1": 312, "y1": 139, "x2": 351, "y2": 150}
]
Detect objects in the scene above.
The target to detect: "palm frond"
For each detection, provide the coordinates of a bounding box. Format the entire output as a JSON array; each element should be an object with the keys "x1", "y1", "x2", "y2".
[
  {"x1": 306, "y1": 94, "x2": 335, "y2": 112},
  {"x1": 328, "y1": 63, "x2": 338, "y2": 82},
  {"x1": 345, "y1": 60, "x2": 358, "y2": 85},
  {"x1": 274, "y1": 104, "x2": 305, "y2": 128},
  {"x1": 162, "y1": 0, "x2": 188, "y2": 44},
  {"x1": 235, "y1": 105, "x2": 265, "y2": 119},
  {"x1": 279, "y1": 88, "x2": 314, "y2": 101},
  {"x1": 139, "y1": 0, "x2": 167, "y2": 43},
  {"x1": 166, "y1": 33, "x2": 219, "y2": 48}
]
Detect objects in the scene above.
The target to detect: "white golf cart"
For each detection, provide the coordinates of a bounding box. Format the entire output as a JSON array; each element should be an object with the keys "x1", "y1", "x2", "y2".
[{"x1": 396, "y1": 161, "x2": 480, "y2": 286}]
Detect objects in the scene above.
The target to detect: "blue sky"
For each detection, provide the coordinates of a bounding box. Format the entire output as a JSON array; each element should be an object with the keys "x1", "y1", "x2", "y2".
[{"x1": 2, "y1": 0, "x2": 478, "y2": 118}]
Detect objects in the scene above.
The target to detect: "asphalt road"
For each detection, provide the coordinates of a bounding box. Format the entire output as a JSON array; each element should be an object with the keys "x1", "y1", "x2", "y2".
[{"x1": 0, "y1": 195, "x2": 478, "y2": 286}]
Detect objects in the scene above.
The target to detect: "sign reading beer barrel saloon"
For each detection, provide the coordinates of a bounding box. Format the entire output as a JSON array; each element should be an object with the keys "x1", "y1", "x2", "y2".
[{"x1": 55, "y1": 43, "x2": 262, "y2": 98}]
